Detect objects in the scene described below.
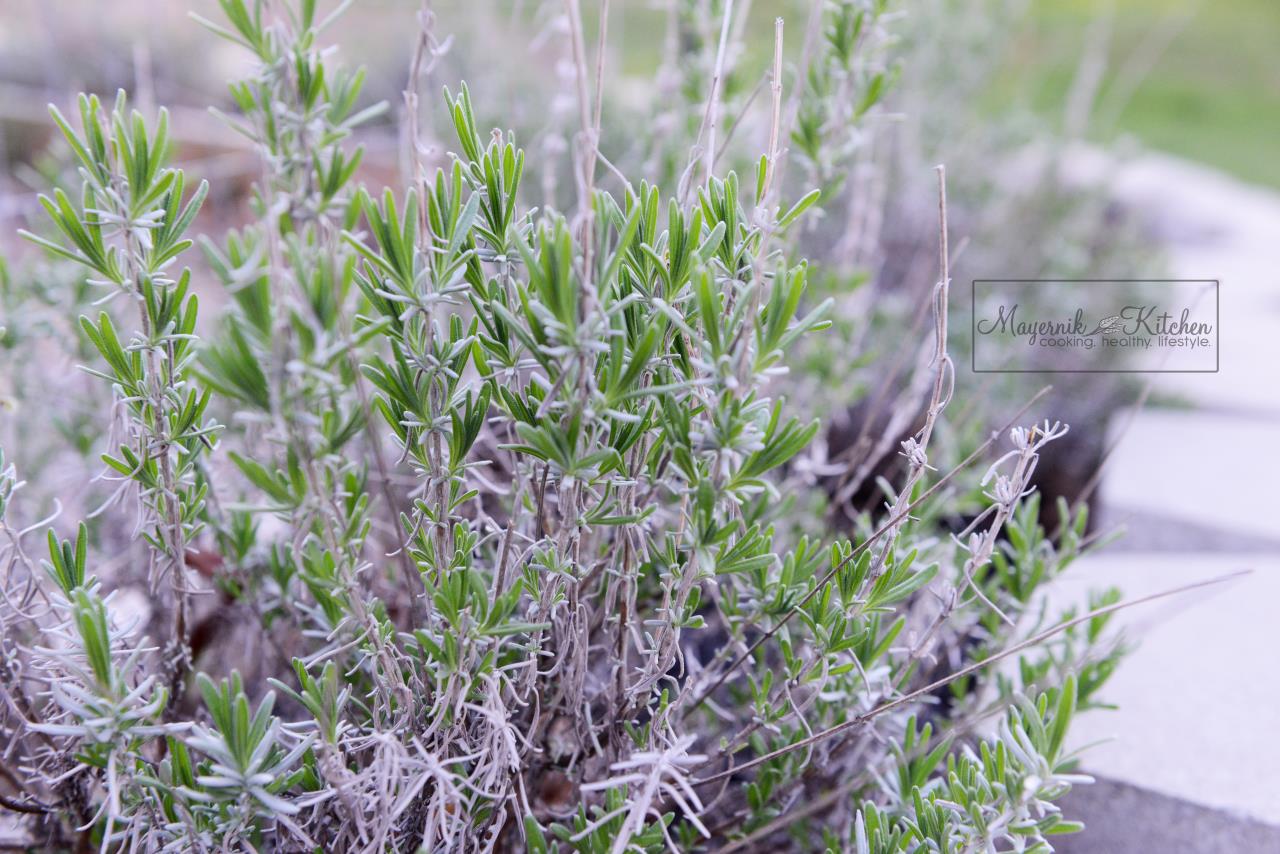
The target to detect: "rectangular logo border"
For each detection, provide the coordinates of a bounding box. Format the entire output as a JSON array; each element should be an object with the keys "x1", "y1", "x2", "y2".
[{"x1": 969, "y1": 279, "x2": 1220, "y2": 374}]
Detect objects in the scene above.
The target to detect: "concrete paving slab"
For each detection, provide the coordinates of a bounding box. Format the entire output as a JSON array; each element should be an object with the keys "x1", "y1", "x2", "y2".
[
  {"x1": 1057, "y1": 777, "x2": 1280, "y2": 853},
  {"x1": 1098, "y1": 409, "x2": 1280, "y2": 542},
  {"x1": 1048, "y1": 552, "x2": 1280, "y2": 824},
  {"x1": 1069, "y1": 149, "x2": 1280, "y2": 417}
]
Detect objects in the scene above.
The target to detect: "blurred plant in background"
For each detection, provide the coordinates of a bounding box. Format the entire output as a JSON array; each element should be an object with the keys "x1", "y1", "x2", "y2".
[{"x1": 0, "y1": 0, "x2": 1152, "y2": 851}]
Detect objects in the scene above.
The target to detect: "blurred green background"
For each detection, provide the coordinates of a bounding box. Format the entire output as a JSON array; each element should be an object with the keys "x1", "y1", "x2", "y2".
[
  {"x1": 1, "y1": 0, "x2": 1276, "y2": 193},
  {"x1": 1012, "y1": 0, "x2": 1280, "y2": 187},
  {"x1": 602, "y1": 0, "x2": 1280, "y2": 187}
]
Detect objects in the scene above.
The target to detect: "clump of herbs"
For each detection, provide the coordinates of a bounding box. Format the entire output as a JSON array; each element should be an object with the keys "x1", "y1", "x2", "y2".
[{"x1": 0, "y1": 2, "x2": 1139, "y2": 851}]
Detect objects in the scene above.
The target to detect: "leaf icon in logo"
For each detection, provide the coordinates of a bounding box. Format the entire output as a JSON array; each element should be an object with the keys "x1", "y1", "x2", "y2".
[{"x1": 1089, "y1": 314, "x2": 1123, "y2": 336}]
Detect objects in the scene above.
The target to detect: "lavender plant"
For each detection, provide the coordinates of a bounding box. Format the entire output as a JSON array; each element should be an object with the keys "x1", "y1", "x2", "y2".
[
  {"x1": 17, "y1": 91, "x2": 214, "y2": 702},
  {"x1": 0, "y1": 1, "x2": 1145, "y2": 851}
]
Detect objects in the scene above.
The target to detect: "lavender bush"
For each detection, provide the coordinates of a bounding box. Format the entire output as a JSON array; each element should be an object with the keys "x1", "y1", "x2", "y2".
[{"x1": 0, "y1": 1, "x2": 1141, "y2": 851}]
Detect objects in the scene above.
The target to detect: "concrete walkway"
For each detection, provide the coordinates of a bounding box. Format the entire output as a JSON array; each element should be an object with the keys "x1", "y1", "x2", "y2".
[
  {"x1": 1057, "y1": 553, "x2": 1280, "y2": 823},
  {"x1": 1057, "y1": 778, "x2": 1280, "y2": 854},
  {"x1": 1054, "y1": 151, "x2": 1280, "y2": 830}
]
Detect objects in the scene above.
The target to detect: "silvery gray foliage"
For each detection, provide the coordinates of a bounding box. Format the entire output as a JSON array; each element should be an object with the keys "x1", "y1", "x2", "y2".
[{"x1": 0, "y1": 1, "x2": 1128, "y2": 852}]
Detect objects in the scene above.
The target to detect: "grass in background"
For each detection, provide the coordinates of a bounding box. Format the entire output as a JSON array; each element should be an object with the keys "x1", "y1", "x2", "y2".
[
  {"x1": 1011, "y1": 0, "x2": 1280, "y2": 188},
  {"x1": 598, "y1": 0, "x2": 1280, "y2": 189}
]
